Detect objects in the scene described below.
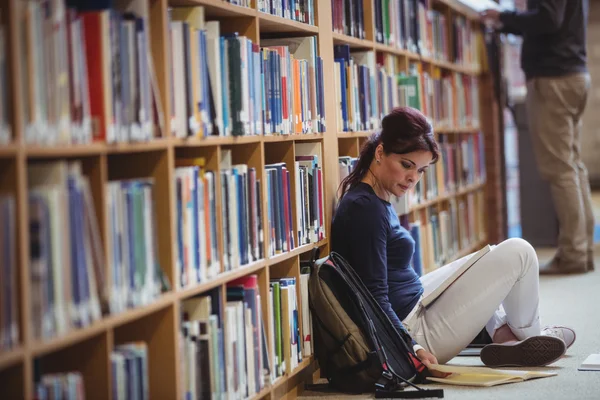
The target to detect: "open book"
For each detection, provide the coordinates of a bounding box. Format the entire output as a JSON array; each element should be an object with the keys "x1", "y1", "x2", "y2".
[
  {"x1": 421, "y1": 245, "x2": 492, "y2": 308},
  {"x1": 426, "y1": 364, "x2": 557, "y2": 387}
]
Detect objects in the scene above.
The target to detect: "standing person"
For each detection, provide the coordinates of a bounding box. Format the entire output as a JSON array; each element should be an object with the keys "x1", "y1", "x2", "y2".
[
  {"x1": 331, "y1": 107, "x2": 575, "y2": 373},
  {"x1": 481, "y1": 0, "x2": 595, "y2": 274}
]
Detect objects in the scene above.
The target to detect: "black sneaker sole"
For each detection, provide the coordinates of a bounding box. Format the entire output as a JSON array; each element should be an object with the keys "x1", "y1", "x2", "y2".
[{"x1": 480, "y1": 336, "x2": 566, "y2": 368}]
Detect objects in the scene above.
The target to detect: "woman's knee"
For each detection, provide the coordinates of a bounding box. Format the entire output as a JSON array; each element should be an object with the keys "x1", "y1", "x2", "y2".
[{"x1": 497, "y1": 238, "x2": 538, "y2": 274}]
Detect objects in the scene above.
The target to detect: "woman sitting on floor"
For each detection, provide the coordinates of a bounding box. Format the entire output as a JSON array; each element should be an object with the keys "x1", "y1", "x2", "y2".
[{"x1": 331, "y1": 106, "x2": 575, "y2": 376}]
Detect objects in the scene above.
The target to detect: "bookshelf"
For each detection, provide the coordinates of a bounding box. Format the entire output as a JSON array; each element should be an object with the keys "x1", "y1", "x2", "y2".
[{"x1": 0, "y1": 0, "x2": 501, "y2": 399}]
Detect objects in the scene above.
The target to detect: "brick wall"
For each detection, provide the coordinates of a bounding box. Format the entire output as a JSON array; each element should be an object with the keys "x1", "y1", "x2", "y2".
[{"x1": 582, "y1": 1, "x2": 600, "y2": 187}]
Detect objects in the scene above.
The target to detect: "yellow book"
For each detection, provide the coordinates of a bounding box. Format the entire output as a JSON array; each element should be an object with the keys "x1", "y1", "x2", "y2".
[{"x1": 427, "y1": 364, "x2": 557, "y2": 387}]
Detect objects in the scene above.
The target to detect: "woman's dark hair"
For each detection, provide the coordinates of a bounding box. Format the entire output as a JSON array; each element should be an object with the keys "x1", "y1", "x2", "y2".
[{"x1": 339, "y1": 107, "x2": 440, "y2": 198}]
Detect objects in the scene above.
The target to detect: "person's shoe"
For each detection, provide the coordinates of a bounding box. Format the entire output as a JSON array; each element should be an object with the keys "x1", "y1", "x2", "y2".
[
  {"x1": 587, "y1": 249, "x2": 595, "y2": 271},
  {"x1": 480, "y1": 336, "x2": 566, "y2": 368},
  {"x1": 539, "y1": 257, "x2": 587, "y2": 275},
  {"x1": 541, "y1": 325, "x2": 576, "y2": 349}
]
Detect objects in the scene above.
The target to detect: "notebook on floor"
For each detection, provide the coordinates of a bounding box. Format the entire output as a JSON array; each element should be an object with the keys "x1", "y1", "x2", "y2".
[
  {"x1": 426, "y1": 364, "x2": 557, "y2": 387},
  {"x1": 578, "y1": 353, "x2": 600, "y2": 371}
]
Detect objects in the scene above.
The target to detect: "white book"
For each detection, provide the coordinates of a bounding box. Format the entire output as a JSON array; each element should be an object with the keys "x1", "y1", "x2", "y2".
[
  {"x1": 421, "y1": 244, "x2": 492, "y2": 308},
  {"x1": 579, "y1": 353, "x2": 600, "y2": 371}
]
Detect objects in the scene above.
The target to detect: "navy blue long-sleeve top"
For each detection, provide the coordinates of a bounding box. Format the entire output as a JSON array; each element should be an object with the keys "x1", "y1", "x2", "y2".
[{"x1": 331, "y1": 182, "x2": 423, "y2": 341}]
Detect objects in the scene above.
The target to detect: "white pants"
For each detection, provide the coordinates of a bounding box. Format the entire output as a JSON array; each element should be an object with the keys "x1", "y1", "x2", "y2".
[{"x1": 403, "y1": 238, "x2": 542, "y2": 364}]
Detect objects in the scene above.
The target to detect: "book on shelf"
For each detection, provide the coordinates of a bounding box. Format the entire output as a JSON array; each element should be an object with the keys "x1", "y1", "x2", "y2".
[
  {"x1": 19, "y1": 0, "x2": 163, "y2": 146},
  {"x1": 180, "y1": 292, "x2": 227, "y2": 399},
  {"x1": 106, "y1": 177, "x2": 168, "y2": 315},
  {"x1": 294, "y1": 142, "x2": 326, "y2": 244},
  {"x1": 35, "y1": 371, "x2": 85, "y2": 399},
  {"x1": 0, "y1": 9, "x2": 10, "y2": 144},
  {"x1": 219, "y1": 149, "x2": 264, "y2": 272},
  {"x1": 111, "y1": 341, "x2": 150, "y2": 400},
  {"x1": 258, "y1": 0, "x2": 315, "y2": 25},
  {"x1": 175, "y1": 157, "x2": 220, "y2": 289},
  {"x1": 28, "y1": 161, "x2": 106, "y2": 339},
  {"x1": 427, "y1": 364, "x2": 556, "y2": 387},
  {"x1": 269, "y1": 277, "x2": 301, "y2": 378},
  {"x1": 0, "y1": 195, "x2": 18, "y2": 351}
]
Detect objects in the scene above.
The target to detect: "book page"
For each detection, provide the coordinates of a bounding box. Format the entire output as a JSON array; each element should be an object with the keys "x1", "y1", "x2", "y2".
[{"x1": 421, "y1": 245, "x2": 491, "y2": 308}]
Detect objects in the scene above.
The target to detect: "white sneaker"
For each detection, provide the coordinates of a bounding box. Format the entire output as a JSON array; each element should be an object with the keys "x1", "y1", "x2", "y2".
[{"x1": 542, "y1": 325, "x2": 576, "y2": 349}]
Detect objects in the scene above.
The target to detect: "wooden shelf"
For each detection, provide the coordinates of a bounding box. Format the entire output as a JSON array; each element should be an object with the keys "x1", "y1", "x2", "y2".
[
  {"x1": 26, "y1": 142, "x2": 106, "y2": 158},
  {"x1": 249, "y1": 386, "x2": 272, "y2": 400},
  {"x1": 177, "y1": 260, "x2": 267, "y2": 298},
  {"x1": 271, "y1": 357, "x2": 314, "y2": 391},
  {"x1": 268, "y1": 240, "x2": 327, "y2": 266},
  {"x1": 409, "y1": 182, "x2": 486, "y2": 213},
  {"x1": 373, "y1": 41, "x2": 412, "y2": 58},
  {"x1": 172, "y1": 135, "x2": 263, "y2": 147},
  {"x1": 0, "y1": 348, "x2": 24, "y2": 370},
  {"x1": 332, "y1": 32, "x2": 374, "y2": 49},
  {"x1": 169, "y1": 0, "x2": 256, "y2": 18},
  {"x1": 258, "y1": 12, "x2": 318, "y2": 34},
  {"x1": 435, "y1": 125, "x2": 481, "y2": 134},
  {"x1": 337, "y1": 131, "x2": 372, "y2": 138},
  {"x1": 263, "y1": 133, "x2": 324, "y2": 142},
  {"x1": 105, "y1": 139, "x2": 170, "y2": 153},
  {"x1": 0, "y1": 143, "x2": 18, "y2": 157},
  {"x1": 31, "y1": 293, "x2": 176, "y2": 358}
]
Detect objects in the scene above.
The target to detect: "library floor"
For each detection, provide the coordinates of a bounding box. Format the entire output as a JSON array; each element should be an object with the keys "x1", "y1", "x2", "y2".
[{"x1": 299, "y1": 194, "x2": 600, "y2": 400}]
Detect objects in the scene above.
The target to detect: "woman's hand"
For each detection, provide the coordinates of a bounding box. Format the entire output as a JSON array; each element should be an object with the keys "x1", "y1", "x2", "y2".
[{"x1": 415, "y1": 349, "x2": 450, "y2": 378}]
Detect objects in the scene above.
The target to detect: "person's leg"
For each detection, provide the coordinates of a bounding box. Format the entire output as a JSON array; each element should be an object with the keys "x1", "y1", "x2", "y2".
[
  {"x1": 525, "y1": 75, "x2": 589, "y2": 271},
  {"x1": 409, "y1": 238, "x2": 544, "y2": 364},
  {"x1": 572, "y1": 73, "x2": 595, "y2": 271}
]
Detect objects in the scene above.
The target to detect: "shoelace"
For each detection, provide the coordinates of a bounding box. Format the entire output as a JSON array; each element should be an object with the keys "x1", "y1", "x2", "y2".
[{"x1": 542, "y1": 327, "x2": 564, "y2": 340}]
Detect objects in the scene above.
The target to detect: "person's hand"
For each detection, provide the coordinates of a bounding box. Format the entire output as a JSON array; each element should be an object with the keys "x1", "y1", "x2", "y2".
[
  {"x1": 415, "y1": 349, "x2": 450, "y2": 378},
  {"x1": 480, "y1": 9, "x2": 501, "y2": 25}
]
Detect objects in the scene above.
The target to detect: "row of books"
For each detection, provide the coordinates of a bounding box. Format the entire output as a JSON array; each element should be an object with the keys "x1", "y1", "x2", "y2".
[
  {"x1": 265, "y1": 148, "x2": 325, "y2": 257},
  {"x1": 338, "y1": 131, "x2": 485, "y2": 212},
  {"x1": 20, "y1": 0, "x2": 162, "y2": 146},
  {"x1": 258, "y1": 0, "x2": 315, "y2": 25},
  {"x1": 438, "y1": 132, "x2": 486, "y2": 194},
  {"x1": 179, "y1": 273, "x2": 313, "y2": 399},
  {"x1": 27, "y1": 160, "x2": 168, "y2": 341},
  {"x1": 401, "y1": 63, "x2": 480, "y2": 129},
  {"x1": 169, "y1": 7, "x2": 325, "y2": 140},
  {"x1": 34, "y1": 341, "x2": 149, "y2": 400},
  {"x1": 332, "y1": 0, "x2": 480, "y2": 68},
  {"x1": 174, "y1": 147, "x2": 325, "y2": 290},
  {"x1": 0, "y1": 9, "x2": 10, "y2": 144},
  {"x1": 334, "y1": 47, "x2": 480, "y2": 133},
  {"x1": 35, "y1": 371, "x2": 85, "y2": 400},
  {"x1": 28, "y1": 161, "x2": 104, "y2": 340},
  {"x1": 400, "y1": 191, "x2": 485, "y2": 276},
  {"x1": 0, "y1": 195, "x2": 17, "y2": 352},
  {"x1": 174, "y1": 149, "x2": 268, "y2": 289},
  {"x1": 106, "y1": 178, "x2": 166, "y2": 315}
]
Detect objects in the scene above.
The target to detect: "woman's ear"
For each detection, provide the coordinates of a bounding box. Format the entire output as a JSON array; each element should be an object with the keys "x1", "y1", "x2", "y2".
[{"x1": 375, "y1": 144, "x2": 384, "y2": 164}]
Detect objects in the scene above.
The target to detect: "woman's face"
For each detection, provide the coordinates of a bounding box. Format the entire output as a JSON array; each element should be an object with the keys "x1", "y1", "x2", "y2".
[{"x1": 376, "y1": 146, "x2": 433, "y2": 198}]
